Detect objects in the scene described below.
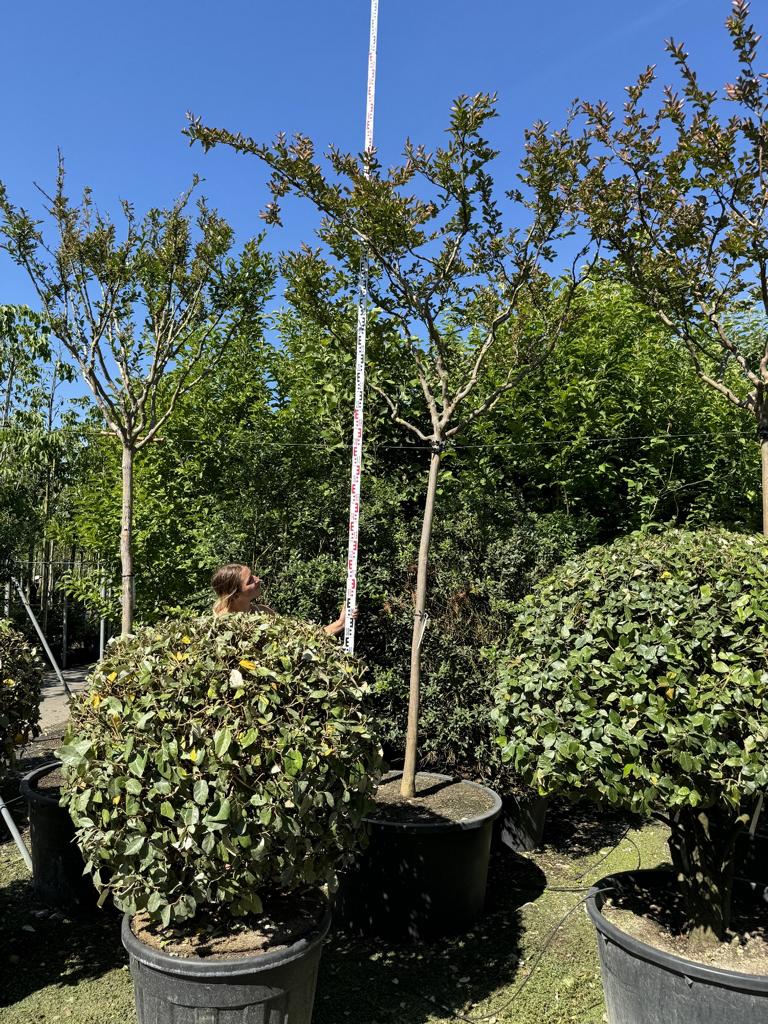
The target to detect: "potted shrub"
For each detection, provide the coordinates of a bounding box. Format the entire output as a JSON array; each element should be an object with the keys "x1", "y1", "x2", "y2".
[
  {"x1": 494, "y1": 528, "x2": 768, "y2": 1023},
  {"x1": 0, "y1": 619, "x2": 43, "y2": 779},
  {"x1": 59, "y1": 612, "x2": 382, "y2": 1024},
  {"x1": 0, "y1": 618, "x2": 94, "y2": 913}
]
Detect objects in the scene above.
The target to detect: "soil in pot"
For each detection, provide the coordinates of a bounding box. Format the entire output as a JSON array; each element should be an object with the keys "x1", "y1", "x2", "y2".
[
  {"x1": 35, "y1": 765, "x2": 63, "y2": 796},
  {"x1": 601, "y1": 874, "x2": 768, "y2": 974},
  {"x1": 369, "y1": 772, "x2": 497, "y2": 823},
  {"x1": 132, "y1": 891, "x2": 327, "y2": 960}
]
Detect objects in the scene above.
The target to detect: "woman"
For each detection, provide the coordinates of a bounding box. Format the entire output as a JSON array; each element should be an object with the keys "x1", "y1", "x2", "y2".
[{"x1": 211, "y1": 563, "x2": 351, "y2": 637}]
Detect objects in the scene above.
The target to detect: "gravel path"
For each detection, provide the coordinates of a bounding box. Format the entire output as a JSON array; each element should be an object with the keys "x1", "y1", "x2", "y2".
[{"x1": 38, "y1": 664, "x2": 93, "y2": 733}]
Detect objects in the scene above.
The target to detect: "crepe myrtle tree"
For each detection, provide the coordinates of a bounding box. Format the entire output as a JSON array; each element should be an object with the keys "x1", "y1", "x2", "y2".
[
  {"x1": 564, "y1": 1, "x2": 768, "y2": 531},
  {"x1": 187, "y1": 93, "x2": 593, "y2": 797},
  {"x1": 0, "y1": 163, "x2": 274, "y2": 633}
]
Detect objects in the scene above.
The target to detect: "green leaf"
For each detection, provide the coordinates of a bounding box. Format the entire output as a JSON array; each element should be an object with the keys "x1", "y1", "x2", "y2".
[{"x1": 213, "y1": 729, "x2": 232, "y2": 759}]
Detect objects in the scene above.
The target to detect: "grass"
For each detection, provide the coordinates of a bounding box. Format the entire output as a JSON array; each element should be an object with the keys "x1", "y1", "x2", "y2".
[{"x1": 0, "y1": 788, "x2": 670, "y2": 1024}]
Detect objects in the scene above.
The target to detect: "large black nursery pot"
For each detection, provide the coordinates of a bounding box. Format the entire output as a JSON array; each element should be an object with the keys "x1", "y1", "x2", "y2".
[
  {"x1": 122, "y1": 899, "x2": 332, "y2": 1024},
  {"x1": 20, "y1": 760, "x2": 97, "y2": 912},
  {"x1": 495, "y1": 792, "x2": 548, "y2": 853},
  {"x1": 735, "y1": 817, "x2": 768, "y2": 885},
  {"x1": 587, "y1": 869, "x2": 768, "y2": 1024},
  {"x1": 336, "y1": 772, "x2": 502, "y2": 941}
]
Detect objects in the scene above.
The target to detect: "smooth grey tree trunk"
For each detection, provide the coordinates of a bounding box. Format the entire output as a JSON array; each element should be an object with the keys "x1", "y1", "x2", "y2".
[{"x1": 401, "y1": 447, "x2": 442, "y2": 799}]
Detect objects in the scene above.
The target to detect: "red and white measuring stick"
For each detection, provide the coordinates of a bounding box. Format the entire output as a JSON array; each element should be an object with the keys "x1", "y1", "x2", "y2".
[{"x1": 344, "y1": 0, "x2": 379, "y2": 655}]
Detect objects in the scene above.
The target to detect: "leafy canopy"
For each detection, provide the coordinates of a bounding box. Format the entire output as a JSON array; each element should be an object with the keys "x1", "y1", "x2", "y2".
[
  {"x1": 0, "y1": 620, "x2": 43, "y2": 780},
  {"x1": 494, "y1": 528, "x2": 768, "y2": 816},
  {"x1": 571, "y1": 1, "x2": 768, "y2": 425},
  {"x1": 60, "y1": 613, "x2": 382, "y2": 927}
]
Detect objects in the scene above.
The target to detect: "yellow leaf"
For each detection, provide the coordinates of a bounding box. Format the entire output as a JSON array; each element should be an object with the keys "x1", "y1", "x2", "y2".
[
  {"x1": 666, "y1": 688, "x2": 675, "y2": 699},
  {"x1": 112, "y1": 795, "x2": 120, "y2": 805},
  {"x1": 91, "y1": 694, "x2": 101, "y2": 708},
  {"x1": 239, "y1": 660, "x2": 257, "y2": 671},
  {"x1": 107, "y1": 672, "x2": 117, "y2": 682},
  {"x1": 2, "y1": 678, "x2": 15, "y2": 687},
  {"x1": 189, "y1": 749, "x2": 198, "y2": 763},
  {"x1": 174, "y1": 652, "x2": 187, "y2": 662},
  {"x1": 181, "y1": 635, "x2": 192, "y2": 645}
]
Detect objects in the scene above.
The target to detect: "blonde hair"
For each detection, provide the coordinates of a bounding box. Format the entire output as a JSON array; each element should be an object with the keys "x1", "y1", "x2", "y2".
[{"x1": 211, "y1": 563, "x2": 248, "y2": 616}]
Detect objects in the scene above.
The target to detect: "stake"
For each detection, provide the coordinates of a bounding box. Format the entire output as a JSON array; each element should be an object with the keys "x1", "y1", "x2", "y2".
[
  {"x1": 0, "y1": 794, "x2": 31, "y2": 872},
  {"x1": 9, "y1": 576, "x2": 72, "y2": 697},
  {"x1": 343, "y1": 0, "x2": 380, "y2": 655}
]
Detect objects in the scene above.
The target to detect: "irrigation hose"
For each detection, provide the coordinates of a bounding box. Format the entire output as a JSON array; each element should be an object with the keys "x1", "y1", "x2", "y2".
[{"x1": 417, "y1": 828, "x2": 643, "y2": 1023}]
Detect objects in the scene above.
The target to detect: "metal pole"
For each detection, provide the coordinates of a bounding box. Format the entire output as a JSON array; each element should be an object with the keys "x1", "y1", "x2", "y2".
[
  {"x1": 9, "y1": 577, "x2": 72, "y2": 697},
  {"x1": 343, "y1": 0, "x2": 379, "y2": 655},
  {"x1": 0, "y1": 794, "x2": 32, "y2": 872}
]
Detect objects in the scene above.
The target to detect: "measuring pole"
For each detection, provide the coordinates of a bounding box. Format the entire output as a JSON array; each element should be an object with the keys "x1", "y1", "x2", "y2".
[{"x1": 344, "y1": 0, "x2": 379, "y2": 654}]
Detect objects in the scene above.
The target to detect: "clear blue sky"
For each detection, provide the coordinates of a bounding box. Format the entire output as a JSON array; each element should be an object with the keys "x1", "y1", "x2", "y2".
[{"x1": 0, "y1": 0, "x2": 755, "y2": 308}]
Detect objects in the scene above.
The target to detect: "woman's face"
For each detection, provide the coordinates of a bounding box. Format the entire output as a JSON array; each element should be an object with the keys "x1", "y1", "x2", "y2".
[{"x1": 240, "y1": 567, "x2": 261, "y2": 602}]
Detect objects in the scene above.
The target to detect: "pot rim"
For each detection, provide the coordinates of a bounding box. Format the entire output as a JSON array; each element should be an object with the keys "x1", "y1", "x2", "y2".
[
  {"x1": 364, "y1": 771, "x2": 502, "y2": 834},
  {"x1": 587, "y1": 868, "x2": 768, "y2": 990},
  {"x1": 121, "y1": 898, "x2": 332, "y2": 978},
  {"x1": 20, "y1": 760, "x2": 63, "y2": 807}
]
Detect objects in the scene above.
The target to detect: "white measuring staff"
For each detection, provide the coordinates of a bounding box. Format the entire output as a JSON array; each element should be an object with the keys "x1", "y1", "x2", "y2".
[{"x1": 344, "y1": 0, "x2": 379, "y2": 654}]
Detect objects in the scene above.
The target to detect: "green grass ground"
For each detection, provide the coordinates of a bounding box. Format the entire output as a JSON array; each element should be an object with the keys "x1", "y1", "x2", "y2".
[{"x1": 0, "y1": 801, "x2": 669, "y2": 1024}]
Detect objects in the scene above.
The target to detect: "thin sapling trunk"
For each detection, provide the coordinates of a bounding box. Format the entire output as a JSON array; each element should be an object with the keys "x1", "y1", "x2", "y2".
[
  {"x1": 120, "y1": 444, "x2": 135, "y2": 635},
  {"x1": 401, "y1": 444, "x2": 443, "y2": 799}
]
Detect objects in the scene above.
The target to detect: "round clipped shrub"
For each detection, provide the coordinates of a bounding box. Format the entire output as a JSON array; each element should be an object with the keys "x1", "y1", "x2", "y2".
[
  {"x1": 493, "y1": 528, "x2": 768, "y2": 939},
  {"x1": 0, "y1": 620, "x2": 44, "y2": 778},
  {"x1": 60, "y1": 613, "x2": 383, "y2": 928}
]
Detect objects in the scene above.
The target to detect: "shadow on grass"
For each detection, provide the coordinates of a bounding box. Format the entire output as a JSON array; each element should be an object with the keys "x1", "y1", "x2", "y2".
[
  {"x1": 0, "y1": 874, "x2": 126, "y2": 1008},
  {"x1": 316, "y1": 847, "x2": 546, "y2": 1024},
  {"x1": 544, "y1": 798, "x2": 644, "y2": 860}
]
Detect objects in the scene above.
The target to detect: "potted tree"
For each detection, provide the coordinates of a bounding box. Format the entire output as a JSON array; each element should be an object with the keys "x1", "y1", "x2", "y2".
[
  {"x1": 494, "y1": 528, "x2": 768, "y2": 1023},
  {"x1": 186, "y1": 93, "x2": 589, "y2": 938},
  {"x1": 58, "y1": 612, "x2": 382, "y2": 1024}
]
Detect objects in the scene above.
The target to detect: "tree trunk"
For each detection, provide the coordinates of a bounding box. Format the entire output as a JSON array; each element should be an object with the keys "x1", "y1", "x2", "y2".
[
  {"x1": 401, "y1": 446, "x2": 442, "y2": 799},
  {"x1": 120, "y1": 443, "x2": 135, "y2": 635},
  {"x1": 666, "y1": 806, "x2": 740, "y2": 945}
]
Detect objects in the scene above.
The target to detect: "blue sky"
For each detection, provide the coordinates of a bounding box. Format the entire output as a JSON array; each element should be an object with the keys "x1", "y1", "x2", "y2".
[{"x1": 0, "y1": 0, "x2": 755, "y2": 309}]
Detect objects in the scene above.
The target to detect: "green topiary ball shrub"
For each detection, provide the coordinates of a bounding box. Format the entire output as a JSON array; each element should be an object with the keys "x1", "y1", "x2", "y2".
[
  {"x1": 493, "y1": 528, "x2": 768, "y2": 942},
  {"x1": 60, "y1": 613, "x2": 383, "y2": 928},
  {"x1": 0, "y1": 619, "x2": 44, "y2": 779}
]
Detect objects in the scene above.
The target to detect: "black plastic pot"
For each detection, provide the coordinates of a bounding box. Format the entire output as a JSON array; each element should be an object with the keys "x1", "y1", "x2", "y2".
[
  {"x1": 587, "y1": 869, "x2": 768, "y2": 1024},
  {"x1": 495, "y1": 793, "x2": 548, "y2": 853},
  {"x1": 122, "y1": 900, "x2": 331, "y2": 1024},
  {"x1": 735, "y1": 823, "x2": 768, "y2": 885},
  {"x1": 20, "y1": 760, "x2": 97, "y2": 912},
  {"x1": 336, "y1": 772, "x2": 502, "y2": 941}
]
